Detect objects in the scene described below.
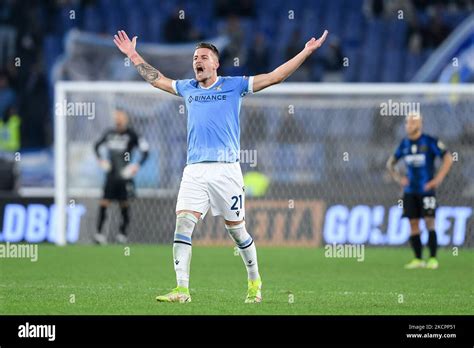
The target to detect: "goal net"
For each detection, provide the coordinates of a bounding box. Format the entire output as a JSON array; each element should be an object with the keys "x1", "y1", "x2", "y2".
[{"x1": 54, "y1": 82, "x2": 474, "y2": 247}]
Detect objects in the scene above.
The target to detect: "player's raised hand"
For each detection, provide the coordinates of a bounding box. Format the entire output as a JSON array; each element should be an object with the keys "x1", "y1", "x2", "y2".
[
  {"x1": 304, "y1": 30, "x2": 329, "y2": 54},
  {"x1": 113, "y1": 30, "x2": 137, "y2": 57}
]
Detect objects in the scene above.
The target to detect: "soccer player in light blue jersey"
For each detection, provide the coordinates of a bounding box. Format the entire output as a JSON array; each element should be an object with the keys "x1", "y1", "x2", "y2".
[{"x1": 114, "y1": 29, "x2": 328, "y2": 303}]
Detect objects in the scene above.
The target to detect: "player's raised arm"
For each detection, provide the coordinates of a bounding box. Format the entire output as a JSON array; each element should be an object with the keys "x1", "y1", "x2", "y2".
[
  {"x1": 113, "y1": 30, "x2": 175, "y2": 95},
  {"x1": 252, "y1": 30, "x2": 328, "y2": 93}
]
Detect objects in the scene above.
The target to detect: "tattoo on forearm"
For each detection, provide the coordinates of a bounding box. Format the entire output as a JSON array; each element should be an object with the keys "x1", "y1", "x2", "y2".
[{"x1": 136, "y1": 63, "x2": 161, "y2": 83}]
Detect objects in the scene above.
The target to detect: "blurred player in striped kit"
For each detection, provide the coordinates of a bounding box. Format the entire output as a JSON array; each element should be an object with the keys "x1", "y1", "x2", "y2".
[{"x1": 387, "y1": 113, "x2": 453, "y2": 269}]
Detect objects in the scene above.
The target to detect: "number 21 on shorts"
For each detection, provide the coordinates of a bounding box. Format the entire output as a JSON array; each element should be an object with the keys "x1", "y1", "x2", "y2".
[{"x1": 231, "y1": 194, "x2": 243, "y2": 210}]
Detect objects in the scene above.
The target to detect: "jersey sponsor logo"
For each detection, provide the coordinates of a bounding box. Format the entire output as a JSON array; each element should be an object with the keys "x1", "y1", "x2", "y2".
[
  {"x1": 405, "y1": 153, "x2": 426, "y2": 167},
  {"x1": 188, "y1": 94, "x2": 227, "y2": 103},
  {"x1": 107, "y1": 134, "x2": 130, "y2": 151}
]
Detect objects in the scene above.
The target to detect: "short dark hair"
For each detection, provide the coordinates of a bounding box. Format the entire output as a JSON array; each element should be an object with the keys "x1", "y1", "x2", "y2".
[{"x1": 195, "y1": 42, "x2": 219, "y2": 59}]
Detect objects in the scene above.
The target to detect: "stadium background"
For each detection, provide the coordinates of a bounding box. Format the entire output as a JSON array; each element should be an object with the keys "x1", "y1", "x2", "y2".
[{"x1": 0, "y1": 0, "x2": 473, "y2": 248}]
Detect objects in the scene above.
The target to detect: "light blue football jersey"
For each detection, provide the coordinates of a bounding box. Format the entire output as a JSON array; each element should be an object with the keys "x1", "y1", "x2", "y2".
[{"x1": 172, "y1": 76, "x2": 253, "y2": 164}]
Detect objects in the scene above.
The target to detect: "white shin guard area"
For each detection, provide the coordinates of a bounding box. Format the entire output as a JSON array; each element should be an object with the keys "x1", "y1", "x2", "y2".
[
  {"x1": 225, "y1": 222, "x2": 260, "y2": 281},
  {"x1": 173, "y1": 212, "x2": 198, "y2": 288}
]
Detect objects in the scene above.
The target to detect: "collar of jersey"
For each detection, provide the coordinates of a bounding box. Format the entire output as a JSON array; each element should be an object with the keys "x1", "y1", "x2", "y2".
[{"x1": 198, "y1": 76, "x2": 221, "y2": 90}]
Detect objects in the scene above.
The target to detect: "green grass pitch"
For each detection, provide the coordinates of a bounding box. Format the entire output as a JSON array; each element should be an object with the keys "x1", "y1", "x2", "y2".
[{"x1": 1, "y1": 245, "x2": 472, "y2": 315}]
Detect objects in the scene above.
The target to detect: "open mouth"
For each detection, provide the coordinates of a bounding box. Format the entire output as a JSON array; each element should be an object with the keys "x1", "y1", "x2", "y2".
[{"x1": 196, "y1": 66, "x2": 204, "y2": 74}]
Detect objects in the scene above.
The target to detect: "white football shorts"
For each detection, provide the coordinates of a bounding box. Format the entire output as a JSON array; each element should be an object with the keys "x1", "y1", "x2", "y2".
[{"x1": 176, "y1": 162, "x2": 245, "y2": 221}]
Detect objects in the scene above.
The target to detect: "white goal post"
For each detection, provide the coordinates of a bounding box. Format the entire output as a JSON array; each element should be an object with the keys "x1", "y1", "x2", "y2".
[{"x1": 54, "y1": 82, "x2": 474, "y2": 246}]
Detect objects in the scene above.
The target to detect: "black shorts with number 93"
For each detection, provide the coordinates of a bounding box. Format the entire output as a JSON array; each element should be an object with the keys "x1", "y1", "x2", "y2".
[{"x1": 402, "y1": 193, "x2": 437, "y2": 219}]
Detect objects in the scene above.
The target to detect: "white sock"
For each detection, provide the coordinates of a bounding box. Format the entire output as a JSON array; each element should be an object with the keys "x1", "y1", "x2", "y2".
[
  {"x1": 173, "y1": 212, "x2": 198, "y2": 289},
  {"x1": 225, "y1": 222, "x2": 260, "y2": 281}
]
